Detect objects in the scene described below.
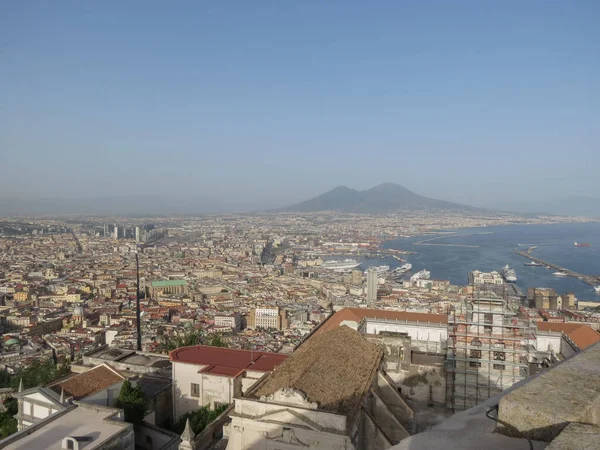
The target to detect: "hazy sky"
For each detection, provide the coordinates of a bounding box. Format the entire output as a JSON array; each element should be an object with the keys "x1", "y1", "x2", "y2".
[{"x1": 1, "y1": 1, "x2": 598, "y2": 210}]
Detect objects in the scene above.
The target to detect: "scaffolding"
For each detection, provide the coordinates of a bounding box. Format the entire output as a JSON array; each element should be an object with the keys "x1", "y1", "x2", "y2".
[{"x1": 446, "y1": 296, "x2": 536, "y2": 411}]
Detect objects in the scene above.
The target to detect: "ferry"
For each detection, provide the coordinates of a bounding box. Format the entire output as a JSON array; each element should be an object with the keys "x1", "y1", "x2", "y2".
[
  {"x1": 321, "y1": 259, "x2": 361, "y2": 270},
  {"x1": 500, "y1": 265, "x2": 517, "y2": 283},
  {"x1": 410, "y1": 269, "x2": 431, "y2": 282},
  {"x1": 394, "y1": 263, "x2": 413, "y2": 274},
  {"x1": 367, "y1": 265, "x2": 390, "y2": 275}
]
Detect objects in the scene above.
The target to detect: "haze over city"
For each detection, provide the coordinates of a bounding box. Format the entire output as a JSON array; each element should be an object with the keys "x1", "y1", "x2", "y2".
[{"x1": 1, "y1": 1, "x2": 599, "y2": 214}]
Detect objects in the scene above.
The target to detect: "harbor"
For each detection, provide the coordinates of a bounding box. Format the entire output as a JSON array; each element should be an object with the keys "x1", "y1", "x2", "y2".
[{"x1": 515, "y1": 246, "x2": 600, "y2": 287}]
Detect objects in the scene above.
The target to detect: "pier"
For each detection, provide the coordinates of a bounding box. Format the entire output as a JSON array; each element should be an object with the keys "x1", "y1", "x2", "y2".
[
  {"x1": 414, "y1": 232, "x2": 493, "y2": 248},
  {"x1": 515, "y1": 247, "x2": 600, "y2": 287}
]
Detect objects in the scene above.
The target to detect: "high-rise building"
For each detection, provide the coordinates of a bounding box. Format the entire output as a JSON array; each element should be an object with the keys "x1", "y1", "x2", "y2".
[
  {"x1": 113, "y1": 226, "x2": 118, "y2": 239},
  {"x1": 135, "y1": 226, "x2": 141, "y2": 243},
  {"x1": 351, "y1": 269, "x2": 363, "y2": 285},
  {"x1": 366, "y1": 268, "x2": 378, "y2": 306}
]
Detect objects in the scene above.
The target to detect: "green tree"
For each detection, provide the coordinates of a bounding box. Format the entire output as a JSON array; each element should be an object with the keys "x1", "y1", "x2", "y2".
[
  {"x1": 0, "y1": 398, "x2": 17, "y2": 438},
  {"x1": 172, "y1": 403, "x2": 228, "y2": 435},
  {"x1": 116, "y1": 380, "x2": 147, "y2": 424},
  {"x1": 206, "y1": 334, "x2": 227, "y2": 348}
]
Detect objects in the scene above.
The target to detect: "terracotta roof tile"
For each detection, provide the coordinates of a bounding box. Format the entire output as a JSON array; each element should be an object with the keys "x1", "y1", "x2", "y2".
[
  {"x1": 313, "y1": 307, "x2": 447, "y2": 337},
  {"x1": 250, "y1": 326, "x2": 383, "y2": 423},
  {"x1": 537, "y1": 322, "x2": 600, "y2": 350},
  {"x1": 49, "y1": 363, "x2": 126, "y2": 400}
]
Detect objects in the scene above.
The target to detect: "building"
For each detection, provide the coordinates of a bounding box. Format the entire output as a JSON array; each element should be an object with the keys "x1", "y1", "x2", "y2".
[
  {"x1": 247, "y1": 307, "x2": 288, "y2": 330},
  {"x1": 226, "y1": 326, "x2": 414, "y2": 450},
  {"x1": 446, "y1": 298, "x2": 536, "y2": 411},
  {"x1": 150, "y1": 280, "x2": 189, "y2": 297},
  {"x1": 351, "y1": 269, "x2": 363, "y2": 285},
  {"x1": 214, "y1": 312, "x2": 242, "y2": 331},
  {"x1": 1, "y1": 401, "x2": 134, "y2": 450},
  {"x1": 135, "y1": 226, "x2": 141, "y2": 243},
  {"x1": 366, "y1": 267, "x2": 378, "y2": 306},
  {"x1": 468, "y1": 271, "x2": 504, "y2": 285},
  {"x1": 170, "y1": 345, "x2": 287, "y2": 420}
]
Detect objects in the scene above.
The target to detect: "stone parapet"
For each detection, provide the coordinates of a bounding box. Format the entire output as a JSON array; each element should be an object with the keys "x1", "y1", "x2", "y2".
[{"x1": 498, "y1": 341, "x2": 600, "y2": 441}]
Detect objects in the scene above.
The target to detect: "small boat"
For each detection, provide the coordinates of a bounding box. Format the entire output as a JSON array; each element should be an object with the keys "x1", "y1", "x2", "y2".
[
  {"x1": 594, "y1": 286, "x2": 600, "y2": 293},
  {"x1": 524, "y1": 262, "x2": 542, "y2": 267},
  {"x1": 553, "y1": 272, "x2": 568, "y2": 277}
]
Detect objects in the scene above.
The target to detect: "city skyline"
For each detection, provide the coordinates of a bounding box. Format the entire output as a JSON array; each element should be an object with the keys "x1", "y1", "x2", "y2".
[{"x1": 1, "y1": 1, "x2": 599, "y2": 211}]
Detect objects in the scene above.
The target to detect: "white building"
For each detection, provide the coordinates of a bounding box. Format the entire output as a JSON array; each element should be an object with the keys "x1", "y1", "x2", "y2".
[
  {"x1": 214, "y1": 313, "x2": 241, "y2": 331},
  {"x1": 170, "y1": 345, "x2": 287, "y2": 420},
  {"x1": 469, "y1": 270, "x2": 504, "y2": 285},
  {"x1": 366, "y1": 268, "x2": 378, "y2": 306}
]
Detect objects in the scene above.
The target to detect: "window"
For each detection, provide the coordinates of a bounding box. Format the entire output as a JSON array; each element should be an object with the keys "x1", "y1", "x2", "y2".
[
  {"x1": 469, "y1": 361, "x2": 481, "y2": 368},
  {"x1": 494, "y1": 351, "x2": 506, "y2": 362},
  {"x1": 191, "y1": 383, "x2": 200, "y2": 398},
  {"x1": 493, "y1": 364, "x2": 505, "y2": 370}
]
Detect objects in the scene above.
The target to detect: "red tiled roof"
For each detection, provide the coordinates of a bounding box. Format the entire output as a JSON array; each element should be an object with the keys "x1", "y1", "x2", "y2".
[
  {"x1": 169, "y1": 345, "x2": 287, "y2": 377},
  {"x1": 313, "y1": 307, "x2": 448, "y2": 337},
  {"x1": 537, "y1": 322, "x2": 600, "y2": 350},
  {"x1": 48, "y1": 363, "x2": 126, "y2": 400}
]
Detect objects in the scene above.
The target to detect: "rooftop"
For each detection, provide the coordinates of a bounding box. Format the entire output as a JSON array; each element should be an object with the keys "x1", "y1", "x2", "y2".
[
  {"x1": 151, "y1": 280, "x2": 187, "y2": 287},
  {"x1": 537, "y1": 322, "x2": 600, "y2": 350},
  {"x1": 169, "y1": 345, "x2": 288, "y2": 376},
  {"x1": 0, "y1": 403, "x2": 131, "y2": 450},
  {"x1": 313, "y1": 307, "x2": 448, "y2": 337},
  {"x1": 47, "y1": 363, "x2": 126, "y2": 400},
  {"x1": 250, "y1": 326, "x2": 383, "y2": 419}
]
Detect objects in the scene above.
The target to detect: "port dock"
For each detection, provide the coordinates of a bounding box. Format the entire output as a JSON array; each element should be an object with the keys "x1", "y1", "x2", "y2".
[{"x1": 516, "y1": 247, "x2": 600, "y2": 286}]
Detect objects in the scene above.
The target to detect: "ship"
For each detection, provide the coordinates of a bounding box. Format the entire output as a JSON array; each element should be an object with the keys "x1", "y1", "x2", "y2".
[
  {"x1": 410, "y1": 269, "x2": 431, "y2": 282},
  {"x1": 500, "y1": 265, "x2": 517, "y2": 282},
  {"x1": 574, "y1": 242, "x2": 591, "y2": 247},
  {"x1": 553, "y1": 271, "x2": 568, "y2": 277},
  {"x1": 321, "y1": 259, "x2": 361, "y2": 270},
  {"x1": 367, "y1": 265, "x2": 390, "y2": 275},
  {"x1": 394, "y1": 263, "x2": 413, "y2": 274},
  {"x1": 524, "y1": 262, "x2": 543, "y2": 267}
]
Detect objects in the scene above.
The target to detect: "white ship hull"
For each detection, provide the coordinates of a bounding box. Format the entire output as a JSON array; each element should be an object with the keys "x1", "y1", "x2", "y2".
[{"x1": 322, "y1": 259, "x2": 361, "y2": 270}]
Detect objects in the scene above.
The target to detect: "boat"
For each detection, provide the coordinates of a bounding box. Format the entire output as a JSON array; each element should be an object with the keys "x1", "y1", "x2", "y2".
[
  {"x1": 500, "y1": 265, "x2": 517, "y2": 282},
  {"x1": 321, "y1": 259, "x2": 361, "y2": 270},
  {"x1": 524, "y1": 262, "x2": 543, "y2": 267},
  {"x1": 367, "y1": 265, "x2": 390, "y2": 275},
  {"x1": 553, "y1": 271, "x2": 568, "y2": 277},
  {"x1": 574, "y1": 242, "x2": 591, "y2": 247},
  {"x1": 594, "y1": 286, "x2": 600, "y2": 293},
  {"x1": 410, "y1": 269, "x2": 431, "y2": 282},
  {"x1": 395, "y1": 263, "x2": 412, "y2": 274}
]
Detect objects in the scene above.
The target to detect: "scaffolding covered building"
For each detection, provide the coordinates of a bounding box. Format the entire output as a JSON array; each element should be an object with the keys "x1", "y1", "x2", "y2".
[{"x1": 446, "y1": 297, "x2": 536, "y2": 411}]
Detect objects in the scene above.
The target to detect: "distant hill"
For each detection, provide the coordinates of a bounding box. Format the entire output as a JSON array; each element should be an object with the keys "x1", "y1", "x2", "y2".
[{"x1": 283, "y1": 183, "x2": 484, "y2": 213}]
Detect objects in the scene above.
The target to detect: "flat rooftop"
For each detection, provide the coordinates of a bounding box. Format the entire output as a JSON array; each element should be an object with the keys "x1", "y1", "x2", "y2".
[{"x1": 4, "y1": 403, "x2": 131, "y2": 450}]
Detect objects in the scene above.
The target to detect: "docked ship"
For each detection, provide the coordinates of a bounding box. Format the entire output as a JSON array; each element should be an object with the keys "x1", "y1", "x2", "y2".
[
  {"x1": 500, "y1": 265, "x2": 517, "y2": 283},
  {"x1": 574, "y1": 242, "x2": 591, "y2": 247},
  {"x1": 370, "y1": 265, "x2": 390, "y2": 274},
  {"x1": 321, "y1": 259, "x2": 361, "y2": 270},
  {"x1": 410, "y1": 269, "x2": 431, "y2": 282},
  {"x1": 395, "y1": 263, "x2": 413, "y2": 274},
  {"x1": 524, "y1": 262, "x2": 543, "y2": 267}
]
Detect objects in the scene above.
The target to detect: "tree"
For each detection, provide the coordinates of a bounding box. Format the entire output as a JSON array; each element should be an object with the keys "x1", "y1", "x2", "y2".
[
  {"x1": 206, "y1": 334, "x2": 227, "y2": 348},
  {"x1": 116, "y1": 380, "x2": 147, "y2": 424},
  {"x1": 172, "y1": 403, "x2": 228, "y2": 435},
  {"x1": 0, "y1": 398, "x2": 17, "y2": 438}
]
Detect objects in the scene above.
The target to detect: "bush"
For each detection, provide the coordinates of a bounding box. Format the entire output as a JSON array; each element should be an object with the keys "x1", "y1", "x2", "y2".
[
  {"x1": 116, "y1": 380, "x2": 147, "y2": 424},
  {"x1": 172, "y1": 403, "x2": 228, "y2": 435}
]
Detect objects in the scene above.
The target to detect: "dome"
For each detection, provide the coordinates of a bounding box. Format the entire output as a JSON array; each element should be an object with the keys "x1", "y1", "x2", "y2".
[
  {"x1": 5, "y1": 338, "x2": 20, "y2": 347},
  {"x1": 73, "y1": 306, "x2": 85, "y2": 317}
]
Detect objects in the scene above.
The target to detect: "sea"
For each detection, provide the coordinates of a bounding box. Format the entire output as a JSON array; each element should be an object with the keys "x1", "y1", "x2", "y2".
[{"x1": 358, "y1": 222, "x2": 600, "y2": 302}]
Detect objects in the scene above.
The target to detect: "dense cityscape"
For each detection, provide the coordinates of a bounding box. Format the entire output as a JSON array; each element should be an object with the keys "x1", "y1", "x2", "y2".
[{"x1": 0, "y1": 210, "x2": 598, "y2": 449}]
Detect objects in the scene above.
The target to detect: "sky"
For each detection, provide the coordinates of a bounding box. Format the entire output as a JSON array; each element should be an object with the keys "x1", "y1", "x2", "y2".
[{"x1": 1, "y1": 1, "x2": 599, "y2": 212}]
